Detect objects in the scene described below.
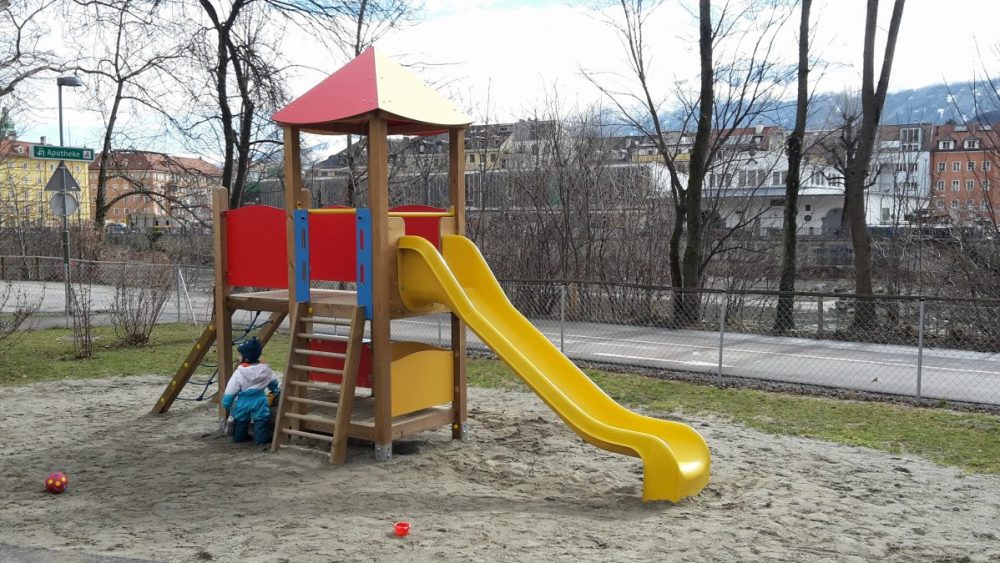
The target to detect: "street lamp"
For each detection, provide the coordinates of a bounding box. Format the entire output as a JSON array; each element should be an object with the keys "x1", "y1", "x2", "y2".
[{"x1": 57, "y1": 75, "x2": 84, "y2": 326}]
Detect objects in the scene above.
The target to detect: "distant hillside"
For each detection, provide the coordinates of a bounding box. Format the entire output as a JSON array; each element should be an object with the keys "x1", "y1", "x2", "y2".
[
  {"x1": 773, "y1": 80, "x2": 1000, "y2": 128},
  {"x1": 632, "y1": 80, "x2": 1000, "y2": 133}
]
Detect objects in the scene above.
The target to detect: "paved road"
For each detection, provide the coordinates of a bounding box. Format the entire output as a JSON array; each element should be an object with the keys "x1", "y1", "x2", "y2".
[
  {"x1": 390, "y1": 315, "x2": 1000, "y2": 406},
  {"x1": 8, "y1": 281, "x2": 1000, "y2": 405}
]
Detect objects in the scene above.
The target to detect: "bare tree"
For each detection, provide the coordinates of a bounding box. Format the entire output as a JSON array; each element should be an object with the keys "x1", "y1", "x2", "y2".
[
  {"x1": 0, "y1": 280, "x2": 40, "y2": 355},
  {"x1": 591, "y1": 0, "x2": 794, "y2": 325},
  {"x1": 774, "y1": 0, "x2": 811, "y2": 332},
  {"x1": 0, "y1": 0, "x2": 63, "y2": 102},
  {"x1": 69, "y1": 0, "x2": 186, "y2": 229},
  {"x1": 841, "y1": 0, "x2": 905, "y2": 330}
]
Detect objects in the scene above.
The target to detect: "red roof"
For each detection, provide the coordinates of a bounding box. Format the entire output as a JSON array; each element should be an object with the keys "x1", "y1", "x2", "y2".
[{"x1": 272, "y1": 47, "x2": 472, "y2": 136}]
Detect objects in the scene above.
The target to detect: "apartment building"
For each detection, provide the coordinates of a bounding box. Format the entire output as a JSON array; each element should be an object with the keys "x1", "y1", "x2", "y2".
[
  {"x1": 0, "y1": 133, "x2": 92, "y2": 227},
  {"x1": 928, "y1": 123, "x2": 1000, "y2": 226},
  {"x1": 89, "y1": 151, "x2": 221, "y2": 231}
]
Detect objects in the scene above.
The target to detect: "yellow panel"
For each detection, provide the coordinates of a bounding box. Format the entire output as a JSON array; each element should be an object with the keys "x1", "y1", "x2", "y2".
[
  {"x1": 390, "y1": 341, "x2": 454, "y2": 417},
  {"x1": 396, "y1": 235, "x2": 711, "y2": 503},
  {"x1": 374, "y1": 50, "x2": 472, "y2": 128}
]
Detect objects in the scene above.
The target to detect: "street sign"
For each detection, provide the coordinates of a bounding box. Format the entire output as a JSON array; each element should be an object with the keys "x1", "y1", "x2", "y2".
[
  {"x1": 49, "y1": 192, "x2": 79, "y2": 217},
  {"x1": 31, "y1": 145, "x2": 95, "y2": 162},
  {"x1": 44, "y1": 161, "x2": 80, "y2": 192}
]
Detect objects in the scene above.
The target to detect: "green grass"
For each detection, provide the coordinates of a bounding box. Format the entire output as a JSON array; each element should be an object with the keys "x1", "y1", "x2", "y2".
[
  {"x1": 0, "y1": 323, "x2": 291, "y2": 385},
  {"x1": 3, "y1": 324, "x2": 999, "y2": 475},
  {"x1": 467, "y1": 358, "x2": 1000, "y2": 475}
]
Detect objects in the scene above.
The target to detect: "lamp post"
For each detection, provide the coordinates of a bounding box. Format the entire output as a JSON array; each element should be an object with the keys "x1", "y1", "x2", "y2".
[{"x1": 57, "y1": 75, "x2": 84, "y2": 326}]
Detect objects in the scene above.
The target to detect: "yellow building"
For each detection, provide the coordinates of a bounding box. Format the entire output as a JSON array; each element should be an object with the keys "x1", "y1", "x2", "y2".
[{"x1": 0, "y1": 137, "x2": 92, "y2": 227}]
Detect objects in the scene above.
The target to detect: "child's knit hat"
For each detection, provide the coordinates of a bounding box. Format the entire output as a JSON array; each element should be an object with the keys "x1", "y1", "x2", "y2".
[{"x1": 237, "y1": 337, "x2": 262, "y2": 364}]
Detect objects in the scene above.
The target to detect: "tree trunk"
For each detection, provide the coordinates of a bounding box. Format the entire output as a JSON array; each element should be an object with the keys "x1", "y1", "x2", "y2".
[
  {"x1": 674, "y1": 0, "x2": 714, "y2": 327},
  {"x1": 846, "y1": 0, "x2": 905, "y2": 330},
  {"x1": 774, "y1": 0, "x2": 812, "y2": 332},
  {"x1": 94, "y1": 81, "x2": 124, "y2": 229}
]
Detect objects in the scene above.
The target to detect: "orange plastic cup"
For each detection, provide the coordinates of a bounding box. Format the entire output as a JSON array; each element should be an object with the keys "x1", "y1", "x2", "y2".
[{"x1": 394, "y1": 522, "x2": 410, "y2": 537}]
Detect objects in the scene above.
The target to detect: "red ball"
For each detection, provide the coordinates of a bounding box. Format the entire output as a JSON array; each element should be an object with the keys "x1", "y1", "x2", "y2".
[{"x1": 44, "y1": 472, "x2": 68, "y2": 494}]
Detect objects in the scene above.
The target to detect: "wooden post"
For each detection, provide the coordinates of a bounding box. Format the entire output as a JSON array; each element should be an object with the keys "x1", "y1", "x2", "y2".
[
  {"x1": 212, "y1": 188, "x2": 233, "y2": 408},
  {"x1": 283, "y1": 126, "x2": 306, "y2": 300},
  {"x1": 448, "y1": 127, "x2": 468, "y2": 439},
  {"x1": 368, "y1": 117, "x2": 393, "y2": 459}
]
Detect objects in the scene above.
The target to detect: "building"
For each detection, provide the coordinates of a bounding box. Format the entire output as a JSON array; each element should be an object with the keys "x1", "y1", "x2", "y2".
[
  {"x1": 0, "y1": 133, "x2": 92, "y2": 228},
  {"x1": 866, "y1": 123, "x2": 934, "y2": 226},
  {"x1": 88, "y1": 151, "x2": 221, "y2": 231},
  {"x1": 928, "y1": 123, "x2": 1000, "y2": 227}
]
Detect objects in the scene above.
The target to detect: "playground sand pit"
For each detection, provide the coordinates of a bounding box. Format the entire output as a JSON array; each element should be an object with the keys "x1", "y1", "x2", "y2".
[{"x1": 2, "y1": 376, "x2": 999, "y2": 562}]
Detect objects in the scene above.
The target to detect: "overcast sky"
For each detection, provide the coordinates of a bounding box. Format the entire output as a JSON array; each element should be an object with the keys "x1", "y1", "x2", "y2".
[{"x1": 21, "y1": 0, "x2": 1000, "y2": 157}]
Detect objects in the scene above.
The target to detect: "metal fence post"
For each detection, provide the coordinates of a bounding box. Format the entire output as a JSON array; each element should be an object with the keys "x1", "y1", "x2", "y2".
[
  {"x1": 916, "y1": 298, "x2": 925, "y2": 399},
  {"x1": 176, "y1": 266, "x2": 182, "y2": 323},
  {"x1": 817, "y1": 295, "x2": 825, "y2": 336},
  {"x1": 718, "y1": 291, "x2": 726, "y2": 380},
  {"x1": 560, "y1": 283, "x2": 566, "y2": 352}
]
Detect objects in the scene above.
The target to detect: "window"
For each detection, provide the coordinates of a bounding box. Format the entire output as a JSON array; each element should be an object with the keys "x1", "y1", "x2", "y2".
[
  {"x1": 984, "y1": 161, "x2": 992, "y2": 171},
  {"x1": 968, "y1": 161, "x2": 976, "y2": 171},
  {"x1": 984, "y1": 180, "x2": 992, "y2": 191},
  {"x1": 967, "y1": 200, "x2": 976, "y2": 210},
  {"x1": 964, "y1": 139, "x2": 980, "y2": 149},
  {"x1": 953, "y1": 162, "x2": 961, "y2": 171},
  {"x1": 804, "y1": 204, "x2": 812, "y2": 212},
  {"x1": 881, "y1": 208, "x2": 891, "y2": 221},
  {"x1": 937, "y1": 162, "x2": 946, "y2": 172},
  {"x1": 469, "y1": 154, "x2": 476, "y2": 164},
  {"x1": 967, "y1": 180, "x2": 975, "y2": 191},
  {"x1": 771, "y1": 171, "x2": 788, "y2": 186},
  {"x1": 900, "y1": 128, "x2": 921, "y2": 150},
  {"x1": 769, "y1": 198, "x2": 786, "y2": 207},
  {"x1": 952, "y1": 180, "x2": 960, "y2": 191},
  {"x1": 936, "y1": 200, "x2": 944, "y2": 209},
  {"x1": 113, "y1": 208, "x2": 119, "y2": 216},
  {"x1": 936, "y1": 181, "x2": 944, "y2": 191},
  {"x1": 939, "y1": 140, "x2": 954, "y2": 150},
  {"x1": 951, "y1": 200, "x2": 959, "y2": 209}
]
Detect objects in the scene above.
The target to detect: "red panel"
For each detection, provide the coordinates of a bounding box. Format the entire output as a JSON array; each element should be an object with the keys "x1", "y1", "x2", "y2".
[
  {"x1": 308, "y1": 339, "x2": 372, "y2": 388},
  {"x1": 271, "y1": 49, "x2": 378, "y2": 127},
  {"x1": 391, "y1": 205, "x2": 444, "y2": 249},
  {"x1": 308, "y1": 206, "x2": 357, "y2": 282},
  {"x1": 225, "y1": 205, "x2": 287, "y2": 289}
]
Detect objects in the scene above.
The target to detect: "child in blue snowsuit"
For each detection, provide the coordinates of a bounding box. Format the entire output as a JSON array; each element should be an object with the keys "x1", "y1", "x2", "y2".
[{"x1": 222, "y1": 337, "x2": 280, "y2": 444}]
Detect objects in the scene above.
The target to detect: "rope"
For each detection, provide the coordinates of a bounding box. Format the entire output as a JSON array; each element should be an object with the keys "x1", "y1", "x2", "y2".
[{"x1": 178, "y1": 310, "x2": 270, "y2": 402}]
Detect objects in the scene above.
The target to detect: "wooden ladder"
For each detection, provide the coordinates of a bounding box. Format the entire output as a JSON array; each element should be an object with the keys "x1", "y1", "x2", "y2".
[{"x1": 271, "y1": 305, "x2": 366, "y2": 464}]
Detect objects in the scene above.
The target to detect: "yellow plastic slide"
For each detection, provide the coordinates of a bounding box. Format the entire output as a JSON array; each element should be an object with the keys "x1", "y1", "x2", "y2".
[{"x1": 397, "y1": 235, "x2": 711, "y2": 502}]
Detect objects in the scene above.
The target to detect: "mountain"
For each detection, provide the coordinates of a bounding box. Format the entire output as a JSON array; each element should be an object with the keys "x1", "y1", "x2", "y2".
[{"x1": 634, "y1": 80, "x2": 1000, "y2": 133}]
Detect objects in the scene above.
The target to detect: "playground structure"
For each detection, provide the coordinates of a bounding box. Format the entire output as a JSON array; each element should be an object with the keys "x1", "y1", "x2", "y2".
[{"x1": 152, "y1": 47, "x2": 711, "y2": 502}]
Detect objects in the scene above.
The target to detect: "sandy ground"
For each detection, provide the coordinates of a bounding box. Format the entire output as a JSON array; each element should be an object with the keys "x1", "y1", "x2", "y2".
[{"x1": 2, "y1": 376, "x2": 999, "y2": 562}]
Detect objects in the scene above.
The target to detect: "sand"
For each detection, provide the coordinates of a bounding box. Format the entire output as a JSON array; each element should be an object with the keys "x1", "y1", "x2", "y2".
[{"x1": 1, "y1": 375, "x2": 999, "y2": 562}]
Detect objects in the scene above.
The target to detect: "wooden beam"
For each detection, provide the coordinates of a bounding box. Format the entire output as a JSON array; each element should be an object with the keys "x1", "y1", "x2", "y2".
[
  {"x1": 368, "y1": 117, "x2": 393, "y2": 456},
  {"x1": 212, "y1": 188, "x2": 233, "y2": 409},
  {"x1": 151, "y1": 321, "x2": 218, "y2": 414},
  {"x1": 448, "y1": 127, "x2": 469, "y2": 439},
  {"x1": 449, "y1": 128, "x2": 466, "y2": 235}
]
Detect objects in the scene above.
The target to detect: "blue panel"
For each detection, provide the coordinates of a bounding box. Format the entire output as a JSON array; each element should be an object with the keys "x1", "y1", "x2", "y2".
[
  {"x1": 293, "y1": 209, "x2": 311, "y2": 303},
  {"x1": 356, "y1": 209, "x2": 373, "y2": 320}
]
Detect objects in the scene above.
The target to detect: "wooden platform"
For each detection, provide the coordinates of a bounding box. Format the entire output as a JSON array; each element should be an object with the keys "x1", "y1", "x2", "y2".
[
  {"x1": 227, "y1": 289, "x2": 446, "y2": 318},
  {"x1": 292, "y1": 383, "x2": 454, "y2": 443}
]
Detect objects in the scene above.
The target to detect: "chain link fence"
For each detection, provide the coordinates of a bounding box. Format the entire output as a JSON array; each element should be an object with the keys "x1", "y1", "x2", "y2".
[{"x1": 4, "y1": 256, "x2": 999, "y2": 406}]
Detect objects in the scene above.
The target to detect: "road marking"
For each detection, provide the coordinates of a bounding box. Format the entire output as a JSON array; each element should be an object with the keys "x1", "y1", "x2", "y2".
[
  {"x1": 392, "y1": 318, "x2": 1000, "y2": 377},
  {"x1": 593, "y1": 352, "x2": 733, "y2": 368},
  {"x1": 564, "y1": 333, "x2": 1000, "y2": 376}
]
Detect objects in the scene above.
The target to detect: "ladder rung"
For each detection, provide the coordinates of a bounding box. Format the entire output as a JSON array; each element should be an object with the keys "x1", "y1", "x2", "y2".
[
  {"x1": 289, "y1": 379, "x2": 342, "y2": 392},
  {"x1": 299, "y1": 332, "x2": 349, "y2": 343},
  {"x1": 294, "y1": 348, "x2": 346, "y2": 360},
  {"x1": 293, "y1": 364, "x2": 343, "y2": 376},
  {"x1": 280, "y1": 428, "x2": 334, "y2": 443},
  {"x1": 300, "y1": 317, "x2": 355, "y2": 327},
  {"x1": 284, "y1": 396, "x2": 339, "y2": 409},
  {"x1": 282, "y1": 412, "x2": 337, "y2": 425}
]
